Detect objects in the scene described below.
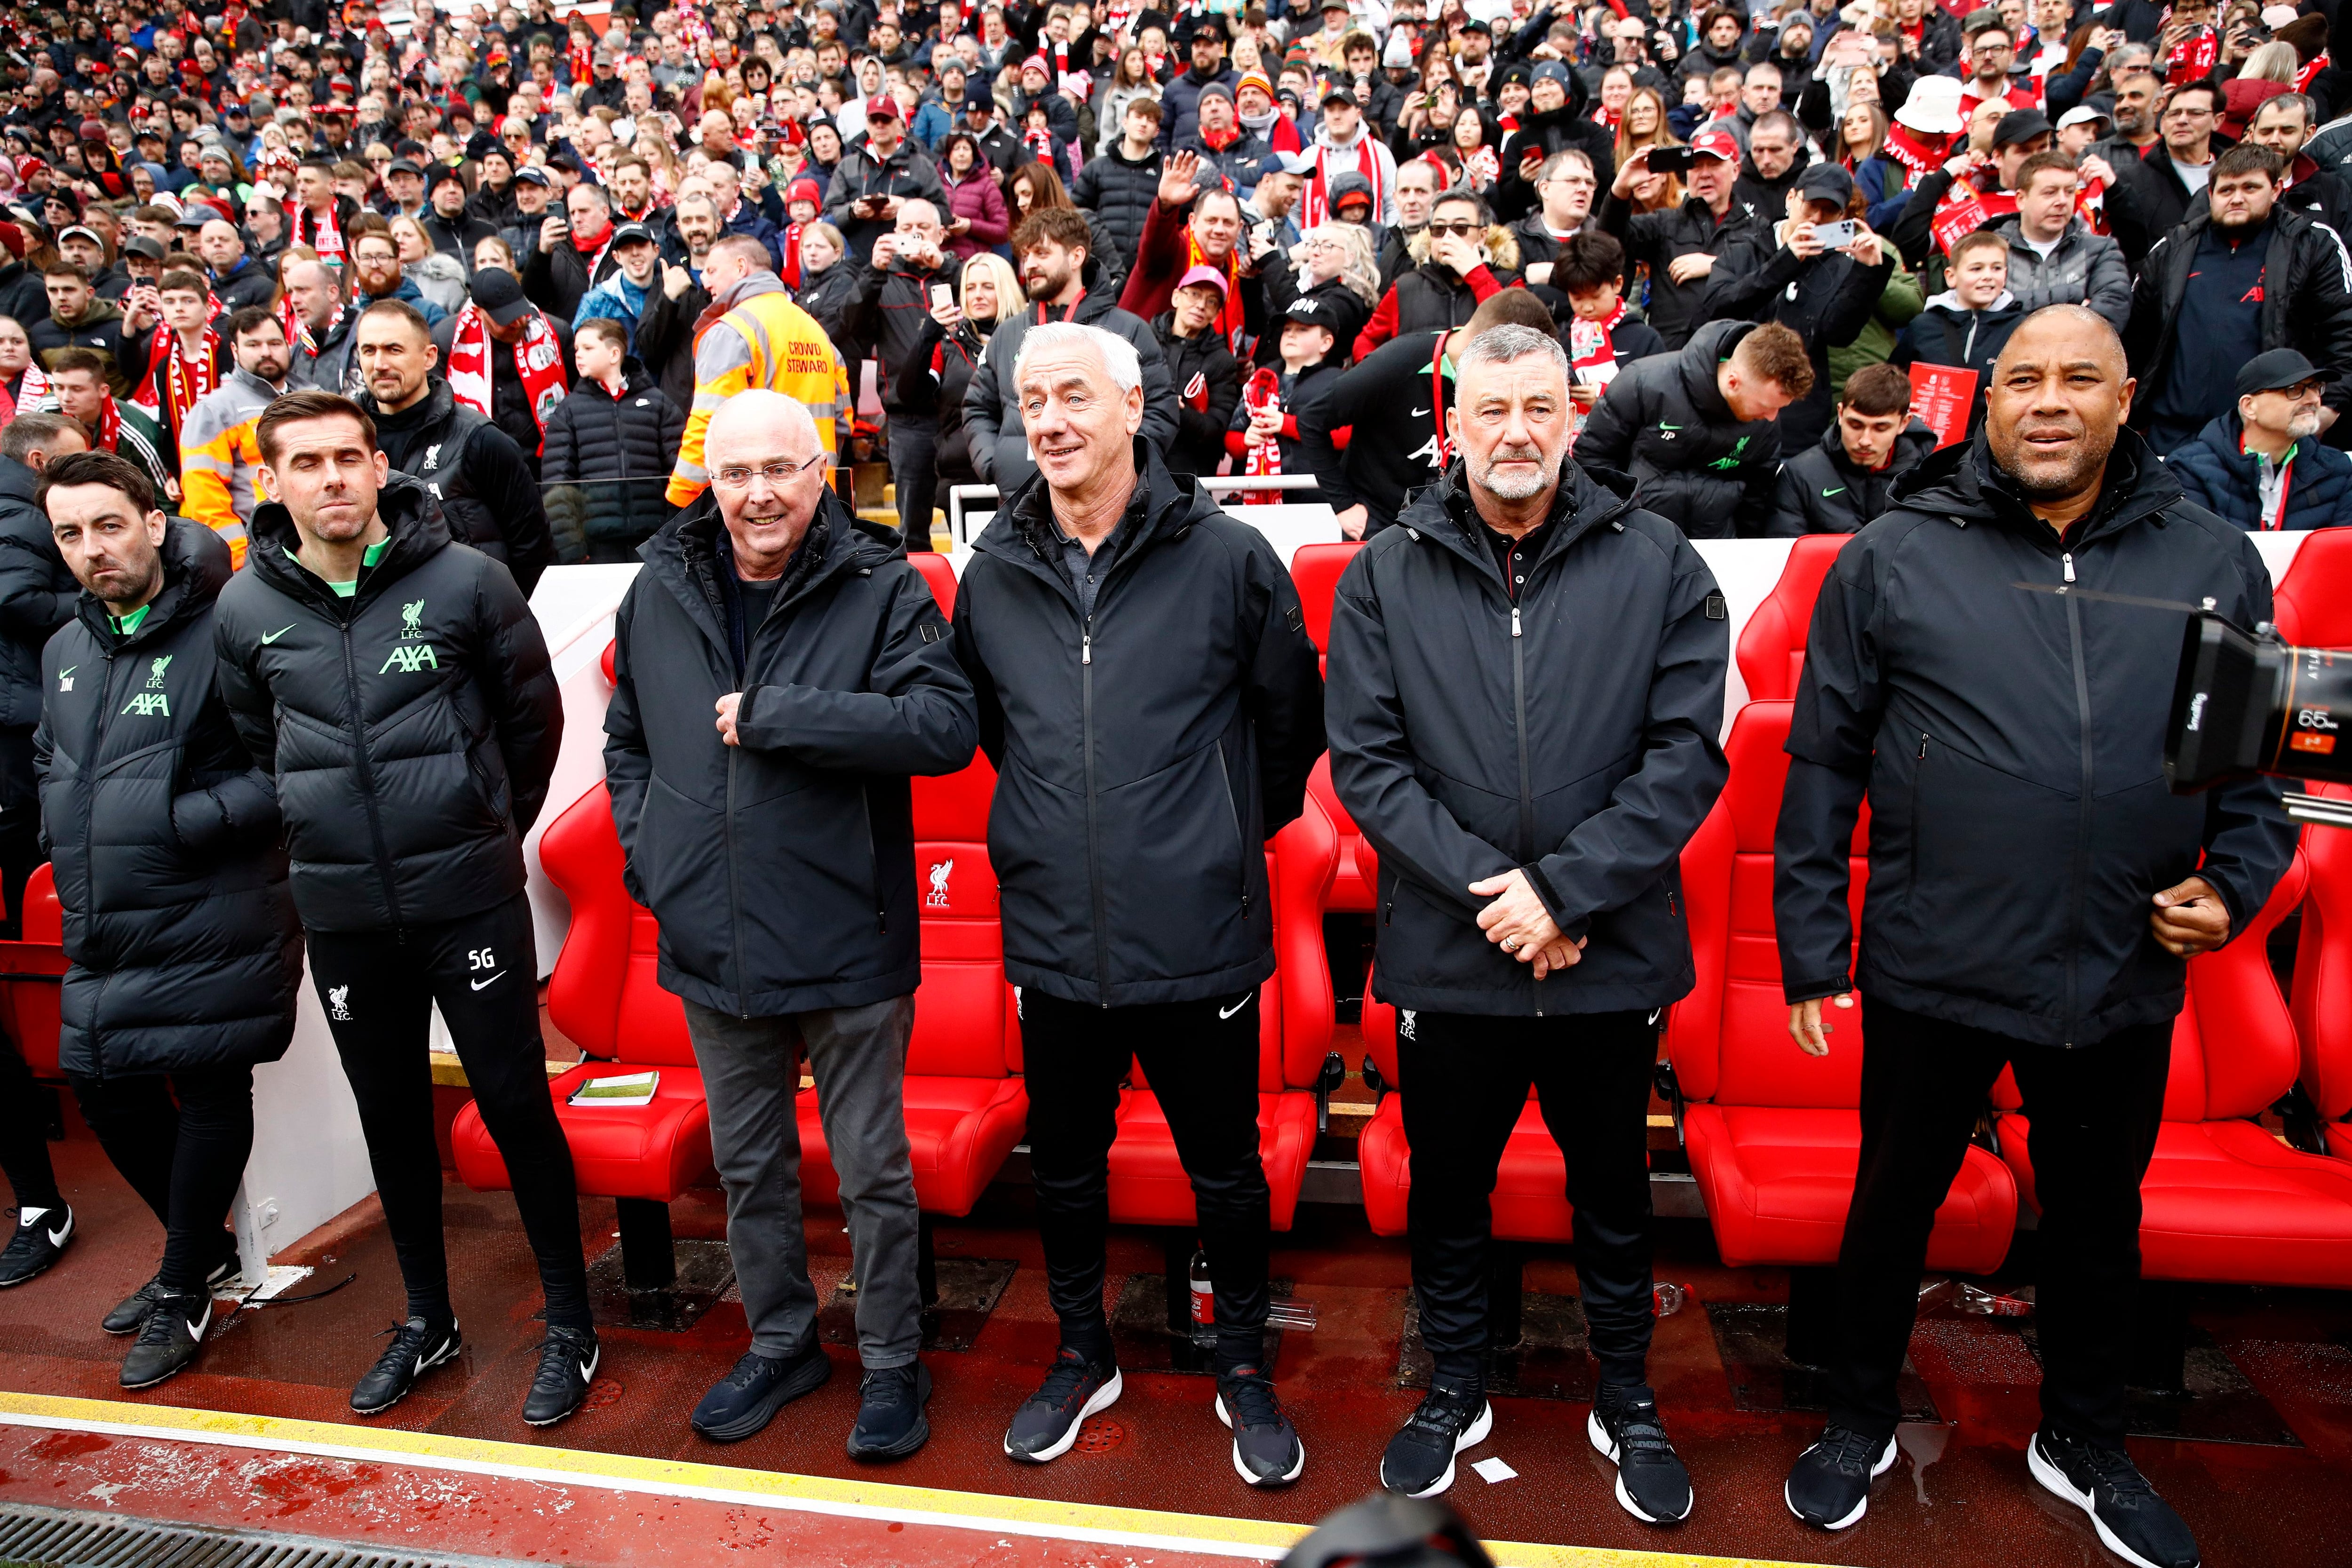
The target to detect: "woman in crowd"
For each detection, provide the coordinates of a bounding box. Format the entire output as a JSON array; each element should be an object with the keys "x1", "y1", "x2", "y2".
[
  {"x1": 938, "y1": 132, "x2": 1011, "y2": 263},
  {"x1": 1098, "y1": 47, "x2": 1163, "y2": 156},
  {"x1": 389, "y1": 215, "x2": 468, "y2": 313},
  {"x1": 928, "y1": 253, "x2": 1023, "y2": 517}
]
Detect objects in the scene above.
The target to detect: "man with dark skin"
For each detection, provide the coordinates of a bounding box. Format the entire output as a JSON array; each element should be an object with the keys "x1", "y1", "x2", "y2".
[{"x1": 1775, "y1": 305, "x2": 2294, "y2": 1564}]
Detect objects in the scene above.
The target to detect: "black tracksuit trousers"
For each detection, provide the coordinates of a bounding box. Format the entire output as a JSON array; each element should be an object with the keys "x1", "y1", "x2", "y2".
[
  {"x1": 1398, "y1": 1008, "x2": 1661, "y2": 1388},
  {"x1": 1829, "y1": 1000, "x2": 2172, "y2": 1447},
  {"x1": 71, "y1": 1066, "x2": 251, "y2": 1294},
  {"x1": 1020, "y1": 987, "x2": 1272, "y2": 1369},
  {"x1": 0, "y1": 1034, "x2": 60, "y2": 1214}
]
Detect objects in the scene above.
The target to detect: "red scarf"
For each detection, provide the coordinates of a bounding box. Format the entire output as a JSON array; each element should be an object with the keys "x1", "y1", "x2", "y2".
[
  {"x1": 1566, "y1": 301, "x2": 1627, "y2": 448},
  {"x1": 1241, "y1": 365, "x2": 1285, "y2": 500},
  {"x1": 1931, "y1": 175, "x2": 2018, "y2": 255},
  {"x1": 780, "y1": 220, "x2": 806, "y2": 290},
  {"x1": 569, "y1": 37, "x2": 596, "y2": 88},
  {"x1": 2297, "y1": 55, "x2": 2328, "y2": 94},
  {"x1": 1883, "y1": 124, "x2": 1949, "y2": 177},
  {"x1": 139, "y1": 323, "x2": 221, "y2": 429},
  {"x1": 0, "y1": 364, "x2": 45, "y2": 428},
  {"x1": 290, "y1": 197, "x2": 346, "y2": 271},
  {"x1": 445, "y1": 303, "x2": 569, "y2": 454},
  {"x1": 1185, "y1": 233, "x2": 1248, "y2": 355},
  {"x1": 90, "y1": 390, "x2": 125, "y2": 456},
  {"x1": 1304, "y1": 137, "x2": 1376, "y2": 227}
]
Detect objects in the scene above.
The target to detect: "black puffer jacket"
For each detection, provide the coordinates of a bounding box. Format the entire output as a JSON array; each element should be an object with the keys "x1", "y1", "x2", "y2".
[
  {"x1": 951, "y1": 443, "x2": 1326, "y2": 1006},
  {"x1": 1072, "y1": 144, "x2": 1166, "y2": 271},
  {"x1": 1776, "y1": 432, "x2": 2296, "y2": 1046},
  {"x1": 215, "y1": 477, "x2": 564, "y2": 933},
  {"x1": 1766, "y1": 419, "x2": 1937, "y2": 536},
  {"x1": 604, "y1": 492, "x2": 978, "y2": 1018},
  {"x1": 362, "y1": 378, "x2": 560, "y2": 596},
  {"x1": 540, "y1": 367, "x2": 686, "y2": 559},
  {"x1": 39, "y1": 520, "x2": 302, "y2": 1078},
  {"x1": 1327, "y1": 461, "x2": 1728, "y2": 1015},
  {"x1": 0, "y1": 456, "x2": 79, "y2": 737},
  {"x1": 1573, "y1": 319, "x2": 1786, "y2": 538}
]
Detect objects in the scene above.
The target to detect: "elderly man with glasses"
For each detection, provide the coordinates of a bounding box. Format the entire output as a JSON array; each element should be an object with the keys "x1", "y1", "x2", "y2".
[{"x1": 605, "y1": 388, "x2": 977, "y2": 1457}]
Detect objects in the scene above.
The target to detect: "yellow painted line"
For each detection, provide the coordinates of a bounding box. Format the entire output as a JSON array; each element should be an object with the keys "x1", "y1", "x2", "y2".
[{"x1": 0, "y1": 1392, "x2": 1825, "y2": 1568}]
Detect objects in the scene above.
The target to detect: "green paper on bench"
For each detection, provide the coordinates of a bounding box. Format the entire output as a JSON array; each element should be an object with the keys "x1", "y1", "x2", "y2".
[{"x1": 569, "y1": 1070, "x2": 659, "y2": 1106}]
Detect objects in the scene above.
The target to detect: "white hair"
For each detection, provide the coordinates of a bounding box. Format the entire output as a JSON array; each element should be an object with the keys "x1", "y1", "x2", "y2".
[
  {"x1": 1451, "y1": 323, "x2": 1569, "y2": 401},
  {"x1": 1012, "y1": 321, "x2": 1143, "y2": 398}
]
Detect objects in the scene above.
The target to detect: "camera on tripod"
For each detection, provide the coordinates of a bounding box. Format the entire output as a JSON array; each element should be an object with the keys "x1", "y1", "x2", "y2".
[{"x1": 2165, "y1": 610, "x2": 2352, "y2": 827}]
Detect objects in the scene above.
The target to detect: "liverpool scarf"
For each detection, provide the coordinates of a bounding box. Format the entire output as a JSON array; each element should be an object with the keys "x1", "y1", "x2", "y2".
[
  {"x1": 137, "y1": 324, "x2": 222, "y2": 430},
  {"x1": 0, "y1": 364, "x2": 44, "y2": 427},
  {"x1": 445, "y1": 302, "x2": 569, "y2": 454},
  {"x1": 290, "y1": 197, "x2": 347, "y2": 271},
  {"x1": 1241, "y1": 364, "x2": 1286, "y2": 502},
  {"x1": 1883, "y1": 124, "x2": 1949, "y2": 177},
  {"x1": 1566, "y1": 301, "x2": 1626, "y2": 447}
]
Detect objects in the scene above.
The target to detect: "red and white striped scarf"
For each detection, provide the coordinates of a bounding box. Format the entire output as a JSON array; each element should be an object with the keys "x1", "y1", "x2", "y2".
[
  {"x1": 1304, "y1": 138, "x2": 1376, "y2": 228},
  {"x1": 0, "y1": 364, "x2": 45, "y2": 427},
  {"x1": 445, "y1": 302, "x2": 570, "y2": 454},
  {"x1": 136, "y1": 323, "x2": 221, "y2": 430},
  {"x1": 290, "y1": 197, "x2": 346, "y2": 271},
  {"x1": 1882, "y1": 124, "x2": 1949, "y2": 178}
]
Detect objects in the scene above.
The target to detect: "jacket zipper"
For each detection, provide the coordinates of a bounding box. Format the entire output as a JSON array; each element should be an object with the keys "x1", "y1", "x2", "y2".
[
  {"x1": 339, "y1": 613, "x2": 403, "y2": 929},
  {"x1": 725, "y1": 747, "x2": 747, "y2": 1016},
  {"x1": 2061, "y1": 550, "x2": 2093, "y2": 1046},
  {"x1": 858, "y1": 786, "x2": 886, "y2": 934},
  {"x1": 1081, "y1": 619, "x2": 1111, "y2": 1003},
  {"x1": 1510, "y1": 603, "x2": 1540, "y2": 1014},
  {"x1": 1213, "y1": 736, "x2": 1250, "y2": 915},
  {"x1": 80, "y1": 642, "x2": 120, "y2": 1083}
]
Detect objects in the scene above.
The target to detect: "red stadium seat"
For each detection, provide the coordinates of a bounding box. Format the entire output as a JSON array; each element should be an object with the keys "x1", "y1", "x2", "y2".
[
  {"x1": 450, "y1": 785, "x2": 715, "y2": 1284},
  {"x1": 1735, "y1": 535, "x2": 1847, "y2": 703},
  {"x1": 907, "y1": 550, "x2": 959, "y2": 621},
  {"x1": 1666, "y1": 702, "x2": 2018, "y2": 1273},
  {"x1": 2295, "y1": 787, "x2": 2352, "y2": 1162},
  {"x1": 1104, "y1": 786, "x2": 1341, "y2": 1231},
  {"x1": 0, "y1": 866, "x2": 68, "y2": 1082},
  {"x1": 1289, "y1": 544, "x2": 1375, "y2": 912},
  {"x1": 1993, "y1": 853, "x2": 2352, "y2": 1289},
  {"x1": 2272, "y1": 526, "x2": 2352, "y2": 646},
  {"x1": 1288, "y1": 542, "x2": 1360, "y2": 677}
]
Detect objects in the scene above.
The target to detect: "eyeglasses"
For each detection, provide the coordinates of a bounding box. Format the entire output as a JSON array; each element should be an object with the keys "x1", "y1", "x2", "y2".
[
  {"x1": 713, "y1": 454, "x2": 827, "y2": 488},
  {"x1": 1971, "y1": 41, "x2": 2013, "y2": 55},
  {"x1": 1425, "y1": 219, "x2": 1480, "y2": 237}
]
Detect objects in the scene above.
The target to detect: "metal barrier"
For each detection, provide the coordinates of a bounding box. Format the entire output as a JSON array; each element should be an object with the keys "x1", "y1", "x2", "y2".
[{"x1": 947, "y1": 474, "x2": 1328, "y2": 546}]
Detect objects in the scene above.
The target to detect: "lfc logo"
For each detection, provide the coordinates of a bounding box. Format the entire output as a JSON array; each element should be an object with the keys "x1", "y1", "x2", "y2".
[
  {"x1": 120, "y1": 655, "x2": 172, "y2": 716},
  {"x1": 382, "y1": 600, "x2": 438, "y2": 672}
]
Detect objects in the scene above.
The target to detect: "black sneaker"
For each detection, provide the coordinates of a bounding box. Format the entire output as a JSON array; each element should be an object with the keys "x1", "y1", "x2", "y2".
[
  {"x1": 522, "y1": 1324, "x2": 600, "y2": 1426},
  {"x1": 1003, "y1": 1348, "x2": 1122, "y2": 1463},
  {"x1": 691, "y1": 1343, "x2": 833, "y2": 1442},
  {"x1": 2028, "y1": 1427, "x2": 2201, "y2": 1568},
  {"x1": 106, "y1": 1246, "x2": 241, "y2": 1335},
  {"x1": 0, "y1": 1205, "x2": 72, "y2": 1288},
  {"x1": 1215, "y1": 1364, "x2": 1305, "y2": 1487},
  {"x1": 350, "y1": 1317, "x2": 464, "y2": 1416},
  {"x1": 1378, "y1": 1380, "x2": 1492, "y2": 1498},
  {"x1": 119, "y1": 1292, "x2": 210, "y2": 1390},
  {"x1": 847, "y1": 1361, "x2": 932, "y2": 1461},
  {"x1": 1784, "y1": 1425, "x2": 1899, "y2": 1529},
  {"x1": 1588, "y1": 1382, "x2": 1693, "y2": 1523}
]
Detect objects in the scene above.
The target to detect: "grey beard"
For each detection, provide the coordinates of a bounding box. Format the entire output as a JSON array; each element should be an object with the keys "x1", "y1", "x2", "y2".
[{"x1": 1472, "y1": 447, "x2": 1561, "y2": 500}]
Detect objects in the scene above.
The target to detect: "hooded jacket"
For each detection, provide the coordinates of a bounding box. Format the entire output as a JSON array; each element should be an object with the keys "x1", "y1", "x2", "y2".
[
  {"x1": 1597, "y1": 189, "x2": 1771, "y2": 349},
  {"x1": 1073, "y1": 144, "x2": 1167, "y2": 269},
  {"x1": 822, "y1": 134, "x2": 950, "y2": 259},
  {"x1": 604, "y1": 491, "x2": 978, "y2": 1018},
  {"x1": 0, "y1": 456, "x2": 79, "y2": 742},
  {"x1": 30, "y1": 296, "x2": 147, "y2": 398},
  {"x1": 213, "y1": 475, "x2": 564, "y2": 933},
  {"x1": 960, "y1": 263, "x2": 1181, "y2": 490},
  {"x1": 1494, "y1": 96, "x2": 1620, "y2": 223},
  {"x1": 540, "y1": 366, "x2": 686, "y2": 557},
  {"x1": 361, "y1": 378, "x2": 559, "y2": 596},
  {"x1": 39, "y1": 519, "x2": 302, "y2": 1079},
  {"x1": 1326, "y1": 461, "x2": 1728, "y2": 1015},
  {"x1": 2166, "y1": 409, "x2": 2352, "y2": 531},
  {"x1": 1991, "y1": 214, "x2": 2132, "y2": 327},
  {"x1": 1775, "y1": 432, "x2": 2296, "y2": 1046},
  {"x1": 950, "y1": 443, "x2": 1326, "y2": 1006},
  {"x1": 1702, "y1": 229, "x2": 1896, "y2": 450},
  {"x1": 1896, "y1": 287, "x2": 2026, "y2": 438},
  {"x1": 1767, "y1": 417, "x2": 1938, "y2": 536},
  {"x1": 1573, "y1": 318, "x2": 1786, "y2": 538}
]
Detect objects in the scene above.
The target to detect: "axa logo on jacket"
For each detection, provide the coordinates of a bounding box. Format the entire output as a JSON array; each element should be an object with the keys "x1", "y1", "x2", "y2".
[
  {"x1": 119, "y1": 656, "x2": 173, "y2": 717},
  {"x1": 381, "y1": 598, "x2": 439, "y2": 673}
]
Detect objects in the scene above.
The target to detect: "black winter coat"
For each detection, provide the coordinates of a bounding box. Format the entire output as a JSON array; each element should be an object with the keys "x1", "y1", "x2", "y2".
[
  {"x1": 1574, "y1": 319, "x2": 1786, "y2": 538},
  {"x1": 604, "y1": 493, "x2": 979, "y2": 1017},
  {"x1": 1154, "y1": 316, "x2": 1243, "y2": 477},
  {"x1": 39, "y1": 520, "x2": 301, "y2": 1078},
  {"x1": 632, "y1": 270, "x2": 707, "y2": 413},
  {"x1": 2123, "y1": 207, "x2": 2352, "y2": 432},
  {"x1": 215, "y1": 478, "x2": 564, "y2": 933},
  {"x1": 363, "y1": 378, "x2": 559, "y2": 597},
  {"x1": 1704, "y1": 232, "x2": 1895, "y2": 451},
  {"x1": 2166, "y1": 410, "x2": 2352, "y2": 531},
  {"x1": 1895, "y1": 293, "x2": 2025, "y2": 439},
  {"x1": 1598, "y1": 190, "x2": 1771, "y2": 349},
  {"x1": 1767, "y1": 419, "x2": 1937, "y2": 536},
  {"x1": 524, "y1": 235, "x2": 622, "y2": 321},
  {"x1": 1326, "y1": 461, "x2": 1728, "y2": 1015},
  {"x1": 1295, "y1": 328, "x2": 1456, "y2": 534},
  {"x1": 540, "y1": 368, "x2": 686, "y2": 557},
  {"x1": 1072, "y1": 145, "x2": 1165, "y2": 267},
  {"x1": 858, "y1": 255, "x2": 956, "y2": 414},
  {"x1": 1775, "y1": 433, "x2": 2296, "y2": 1046},
  {"x1": 0, "y1": 457, "x2": 79, "y2": 738},
  {"x1": 951, "y1": 444, "x2": 1326, "y2": 1005},
  {"x1": 207, "y1": 255, "x2": 278, "y2": 314}
]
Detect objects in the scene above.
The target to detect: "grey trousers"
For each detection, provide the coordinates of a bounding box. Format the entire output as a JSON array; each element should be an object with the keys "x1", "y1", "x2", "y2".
[{"x1": 683, "y1": 994, "x2": 923, "y2": 1369}]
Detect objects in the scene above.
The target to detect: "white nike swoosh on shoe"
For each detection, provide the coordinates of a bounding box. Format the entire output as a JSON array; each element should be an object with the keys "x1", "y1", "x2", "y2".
[
  {"x1": 470, "y1": 972, "x2": 503, "y2": 990},
  {"x1": 46, "y1": 1224, "x2": 70, "y2": 1246},
  {"x1": 1218, "y1": 997, "x2": 1249, "y2": 1020}
]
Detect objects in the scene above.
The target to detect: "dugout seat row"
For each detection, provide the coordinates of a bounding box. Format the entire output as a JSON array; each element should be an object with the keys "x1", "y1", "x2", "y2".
[{"x1": 0, "y1": 867, "x2": 69, "y2": 1086}]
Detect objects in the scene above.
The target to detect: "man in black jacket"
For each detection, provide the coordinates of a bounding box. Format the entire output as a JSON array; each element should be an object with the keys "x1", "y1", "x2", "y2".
[
  {"x1": 2105, "y1": 79, "x2": 2222, "y2": 270},
  {"x1": 1766, "y1": 363, "x2": 1936, "y2": 534},
  {"x1": 35, "y1": 453, "x2": 301, "y2": 1389},
  {"x1": 1774, "y1": 306, "x2": 2293, "y2": 1562},
  {"x1": 1599, "y1": 131, "x2": 1766, "y2": 349},
  {"x1": 429, "y1": 268, "x2": 577, "y2": 484},
  {"x1": 0, "y1": 413, "x2": 88, "y2": 1295},
  {"x1": 356, "y1": 301, "x2": 557, "y2": 596},
  {"x1": 952, "y1": 322, "x2": 1324, "y2": 1488},
  {"x1": 859, "y1": 200, "x2": 956, "y2": 547},
  {"x1": 1326, "y1": 324, "x2": 1726, "y2": 1519},
  {"x1": 216, "y1": 389, "x2": 591, "y2": 1430},
  {"x1": 2123, "y1": 143, "x2": 2352, "y2": 455},
  {"x1": 1072, "y1": 99, "x2": 1166, "y2": 274},
  {"x1": 606, "y1": 390, "x2": 976, "y2": 1458}
]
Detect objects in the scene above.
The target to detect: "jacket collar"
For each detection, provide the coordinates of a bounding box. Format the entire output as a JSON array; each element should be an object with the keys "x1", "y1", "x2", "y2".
[
  {"x1": 1396, "y1": 458, "x2": 1636, "y2": 585},
  {"x1": 246, "y1": 472, "x2": 451, "y2": 610},
  {"x1": 75, "y1": 516, "x2": 230, "y2": 645},
  {"x1": 642, "y1": 485, "x2": 887, "y2": 655},
  {"x1": 976, "y1": 440, "x2": 1210, "y2": 592},
  {"x1": 1889, "y1": 426, "x2": 2182, "y2": 549}
]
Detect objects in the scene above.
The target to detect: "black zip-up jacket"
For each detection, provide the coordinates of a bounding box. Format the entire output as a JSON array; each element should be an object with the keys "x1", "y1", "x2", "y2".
[
  {"x1": 362, "y1": 378, "x2": 560, "y2": 596},
  {"x1": 1896, "y1": 292, "x2": 2026, "y2": 440},
  {"x1": 855, "y1": 254, "x2": 953, "y2": 414},
  {"x1": 1774, "y1": 432, "x2": 2296, "y2": 1047},
  {"x1": 1598, "y1": 191, "x2": 1769, "y2": 349},
  {"x1": 0, "y1": 456, "x2": 79, "y2": 739},
  {"x1": 39, "y1": 520, "x2": 302, "y2": 1079},
  {"x1": 1703, "y1": 236, "x2": 1896, "y2": 450},
  {"x1": 1153, "y1": 315, "x2": 1243, "y2": 478},
  {"x1": 1766, "y1": 419, "x2": 1937, "y2": 536},
  {"x1": 604, "y1": 492, "x2": 978, "y2": 1018},
  {"x1": 215, "y1": 477, "x2": 564, "y2": 933},
  {"x1": 2123, "y1": 205, "x2": 2352, "y2": 432},
  {"x1": 961, "y1": 265, "x2": 1180, "y2": 489},
  {"x1": 950, "y1": 443, "x2": 1326, "y2": 1006},
  {"x1": 540, "y1": 367, "x2": 686, "y2": 556},
  {"x1": 1296, "y1": 328, "x2": 1455, "y2": 535},
  {"x1": 1327, "y1": 460, "x2": 1727, "y2": 1016},
  {"x1": 1071, "y1": 144, "x2": 1166, "y2": 269},
  {"x1": 1573, "y1": 319, "x2": 1786, "y2": 538}
]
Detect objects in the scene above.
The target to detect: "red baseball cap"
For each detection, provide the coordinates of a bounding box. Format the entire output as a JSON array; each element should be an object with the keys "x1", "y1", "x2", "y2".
[{"x1": 1690, "y1": 129, "x2": 1739, "y2": 163}]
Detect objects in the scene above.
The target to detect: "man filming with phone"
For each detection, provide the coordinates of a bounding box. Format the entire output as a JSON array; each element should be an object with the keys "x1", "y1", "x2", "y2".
[
  {"x1": 858, "y1": 200, "x2": 955, "y2": 549},
  {"x1": 1600, "y1": 131, "x2": 1765, "y2": 348}
]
